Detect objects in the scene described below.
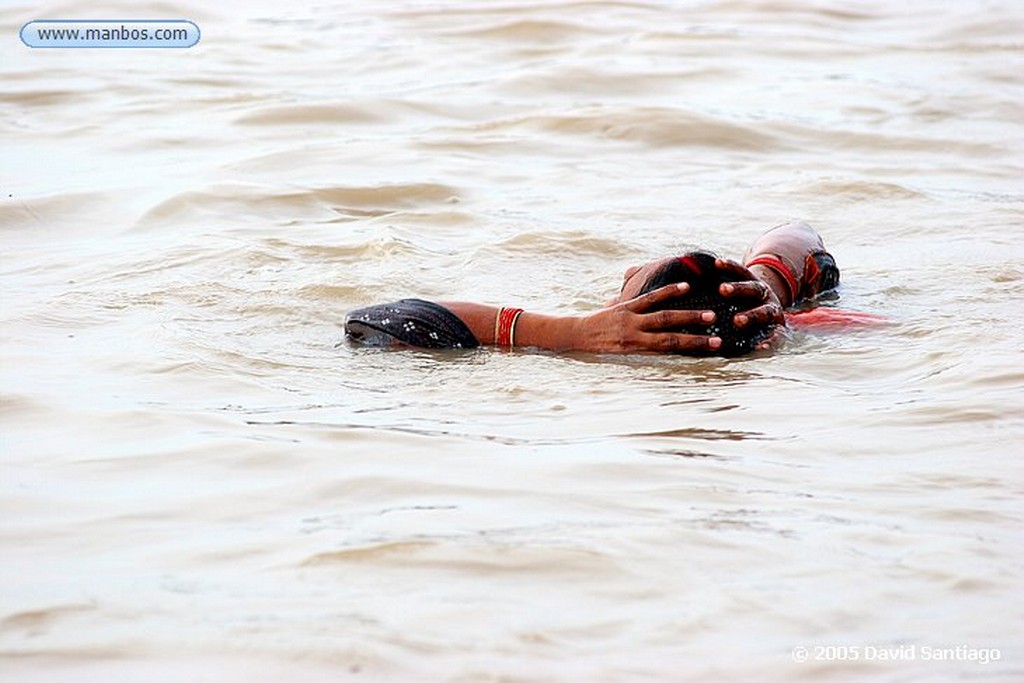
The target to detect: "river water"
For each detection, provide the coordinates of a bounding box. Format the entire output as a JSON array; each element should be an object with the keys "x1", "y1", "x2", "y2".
[{"x1": 2, "y1": 1, "x2": 1023, "y2": 681}]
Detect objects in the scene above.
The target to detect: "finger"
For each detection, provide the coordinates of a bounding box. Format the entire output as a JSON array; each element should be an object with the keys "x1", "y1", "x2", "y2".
[
  {"x1": 646, "y1": 332, "x2": 723, "y2": 354},
  {"x1": 756, "y1": 325, "x2": 790, "y2": 351},
  {"x1": 713, "y1": 257, "x2": 755, "y2": 280},
  {"x1": 623, "y1": 282, "x2": 690, "y2": 313},
  {"x1": 734, "y1": 302, "x2": 784, "y2": 330},
  {"x1": 638, "y1": 308, "x2": 715, "y2": 331},
  {"x1": 719, "y1": 280, "x2": 770, "y2": 302}
]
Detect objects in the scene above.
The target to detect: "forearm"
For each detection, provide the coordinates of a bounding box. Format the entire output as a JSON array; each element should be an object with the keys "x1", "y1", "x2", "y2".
[
  {"x1": 442, "y1": 283, "x2": 735, "y2": 355},
  {"x1": 440, "y1": 302, "x2": 580, "y2": 350}
]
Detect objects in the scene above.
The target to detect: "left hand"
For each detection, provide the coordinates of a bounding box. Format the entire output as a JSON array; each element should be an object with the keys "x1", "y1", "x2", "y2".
[{"x1": 714, "y1": 258, "x2": 786, "y2": 350}]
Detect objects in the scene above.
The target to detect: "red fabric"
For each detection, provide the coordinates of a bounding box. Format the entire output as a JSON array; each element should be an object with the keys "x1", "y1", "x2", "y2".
[{"x1": 786, "y1": 308, "x2": 889, "y2": 329}]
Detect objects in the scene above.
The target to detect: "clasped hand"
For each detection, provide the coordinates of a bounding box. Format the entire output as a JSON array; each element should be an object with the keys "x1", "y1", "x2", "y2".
[{"x1": 574, "y1": 258, "x2": 784, "y2": 354}]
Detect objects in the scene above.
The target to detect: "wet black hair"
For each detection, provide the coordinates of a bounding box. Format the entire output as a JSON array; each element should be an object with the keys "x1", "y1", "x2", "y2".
[
  {"x1": 801, "y1": 251, "x2": 841, "y2": 302},
  {"x1": 636, "y1": 251, "x2": 774, "y2": 357}
]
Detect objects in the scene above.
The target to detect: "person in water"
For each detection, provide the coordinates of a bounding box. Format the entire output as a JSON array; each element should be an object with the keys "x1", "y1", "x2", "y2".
[{"x1": 344, "y1": 220, "x2": 843, "y2": 356}]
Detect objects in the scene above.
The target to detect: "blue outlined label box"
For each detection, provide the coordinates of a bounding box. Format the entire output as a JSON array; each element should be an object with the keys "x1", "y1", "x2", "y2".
[{"x1": 21, "y1": 20, "x2": 200, "y2": 48}]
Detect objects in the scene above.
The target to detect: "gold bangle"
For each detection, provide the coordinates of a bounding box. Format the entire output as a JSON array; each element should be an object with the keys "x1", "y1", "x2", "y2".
[{"x1": 494, "y1": 307, "x2": 504, "y2": 345}]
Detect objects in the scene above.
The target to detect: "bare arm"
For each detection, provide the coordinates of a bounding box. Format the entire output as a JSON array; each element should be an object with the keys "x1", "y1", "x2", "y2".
[
  {"x1": 444, "y1": 282, "x2": 725, "y2": 353},
  {"x1": 743, "y1": 221, "x2": 839, "y2": 307},
  {"x1": 442, "y1": 273, "x2": 782, "y2": 354},
  {"x1": 346, "y1": 258, "x2": 783, "y2": 354}
]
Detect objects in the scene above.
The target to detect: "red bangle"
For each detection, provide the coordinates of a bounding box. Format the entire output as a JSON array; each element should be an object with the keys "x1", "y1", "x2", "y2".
[
  {"x1": 745, "y1": 254, "x2": 800, "y2": 306},
  {"x1": 496, "y1": 307, "x2": 524, "y2": 348}
]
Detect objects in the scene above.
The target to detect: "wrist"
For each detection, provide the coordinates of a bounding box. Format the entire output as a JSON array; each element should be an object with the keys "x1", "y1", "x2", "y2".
[
  {"x1": 512, "y1": 312, "x2": 584, "y2": 351},
  {"x1": 562, "y1": 314, "x2": 588, "y2": 351},
  {"x1": 748, "y1": 264, "x2": 792, "y2": 308}
]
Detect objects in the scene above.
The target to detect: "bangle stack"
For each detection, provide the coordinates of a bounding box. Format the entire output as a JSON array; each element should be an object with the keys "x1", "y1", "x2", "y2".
[{"x1": 495, "y1": 307, "x2": 525, "y2": 348}]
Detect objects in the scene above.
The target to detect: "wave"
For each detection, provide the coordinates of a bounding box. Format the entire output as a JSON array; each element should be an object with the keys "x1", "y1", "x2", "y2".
[
  {"x1": 235, "y1": 103, "x2": 391, "y2": 126},
  {"x1": 135, "y1": 182, "x2": 464, "y2": 229},
  {"x1": 452, "y1": 105, "x2": 780, "y2": 150}
]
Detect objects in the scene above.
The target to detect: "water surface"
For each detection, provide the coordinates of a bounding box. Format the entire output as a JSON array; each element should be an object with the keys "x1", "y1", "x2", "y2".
[{"x1": 2, "y1": 1, "x2": 1023, "y2": 681}]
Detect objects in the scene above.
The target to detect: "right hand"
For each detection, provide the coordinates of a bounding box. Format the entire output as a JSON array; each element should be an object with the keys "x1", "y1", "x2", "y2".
[{"x1": 572, "y1": 282, "x2": 724, "y2": 354}]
